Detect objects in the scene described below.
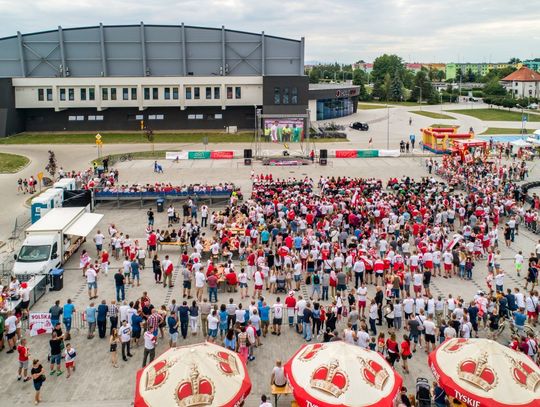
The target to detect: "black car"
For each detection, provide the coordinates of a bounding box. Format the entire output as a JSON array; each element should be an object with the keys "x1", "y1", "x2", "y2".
[{"x1": 350, "y1": 122, "x2": 369, "y2": 131}]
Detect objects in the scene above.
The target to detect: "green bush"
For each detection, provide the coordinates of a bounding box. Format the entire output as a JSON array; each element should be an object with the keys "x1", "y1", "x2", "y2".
[{"x1": 472, "y1": 91, "x2": 483, "y2": 98}]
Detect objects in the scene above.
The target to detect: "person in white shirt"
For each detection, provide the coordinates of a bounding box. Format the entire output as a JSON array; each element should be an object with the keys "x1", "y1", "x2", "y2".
[
  {"x1": 423, "y1": 315, "x2": 436, "y2": 353},
  {"x1": 207, "y1": 310, "x2": 219, "y2": 342},
  {"x1": 85, "y1": 266, "x2": 98, "y2": 300},
  {"x1": 119, "y1": 320, "x2": 133, "y2": 361},
  {"x1": 272, "y1": 299, "x2": 284, "y2": 335},
  {"x1": 94, "y1": 231, "x2": 105, "y2": 256},
  {"x1": 402, "y1": 295, "x2": 415, "y2": 319},
  {"x1": 194, "y1": 270, "x2": 206, "y2": 302},
  {"x1": 356, "y1": 327, "x2": 370, "y2": 349},
  {"x1": 142, "y1": 330, "x2": 157, "y2": 367},
  {"x1": 514, "y1": 251, "x2": 524, "y2": 277},
  {"x1": 259, "y1": 395, "x2": 273, "y2": 407}
]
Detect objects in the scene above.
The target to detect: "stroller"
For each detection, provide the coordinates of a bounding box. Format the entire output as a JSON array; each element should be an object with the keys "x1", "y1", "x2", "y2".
[
  {"x1": 275, "y1": 276, "x2": 287, "y2": 293},
  {"x1": 415, "y1": 377, "x2": 432, "y2": 407}
]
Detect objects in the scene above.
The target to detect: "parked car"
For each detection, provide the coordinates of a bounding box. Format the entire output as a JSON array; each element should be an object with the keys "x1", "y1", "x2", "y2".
[
  {"x1": 527, "y1": 103, "x2": 539, "y2": 109},
  {"x1": 350, "y1": 122, "x2": 369, "y2": 131},
  {"x1": 468, "y1": 97, "x2": 479, "y2": 102}
]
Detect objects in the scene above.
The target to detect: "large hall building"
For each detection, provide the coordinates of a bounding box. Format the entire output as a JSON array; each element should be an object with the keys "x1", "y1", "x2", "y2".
[{"x1": 0, "y1": 23, "x2": 359, "y2": 137}]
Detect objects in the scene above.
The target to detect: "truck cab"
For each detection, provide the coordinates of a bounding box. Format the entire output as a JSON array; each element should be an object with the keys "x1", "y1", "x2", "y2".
[{"x1": 13, "y1": 234, "x2": 62, "y2": 276}]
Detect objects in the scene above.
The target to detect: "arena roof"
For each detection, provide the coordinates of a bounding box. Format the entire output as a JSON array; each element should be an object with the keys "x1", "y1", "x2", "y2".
[{"x1": 0, "y1": 23, "x2": 304, "y2": 78}]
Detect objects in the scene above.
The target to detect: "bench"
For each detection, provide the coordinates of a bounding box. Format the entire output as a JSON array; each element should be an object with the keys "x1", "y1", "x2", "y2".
[
  {"x1": 271, "y1": 384, "x2": 292, "y2": 406},
  {"x1": 157, "y1": 241, "x2": 187, "y2": 251}
]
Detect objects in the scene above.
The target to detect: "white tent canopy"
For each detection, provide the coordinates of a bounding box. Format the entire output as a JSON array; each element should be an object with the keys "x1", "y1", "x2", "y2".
[
  {"x1": 534, "y1": 129, "x2": 540, "y2": 137},
  {"x1": 510, "y1": 139, "x2": 532, "y2": 147}
]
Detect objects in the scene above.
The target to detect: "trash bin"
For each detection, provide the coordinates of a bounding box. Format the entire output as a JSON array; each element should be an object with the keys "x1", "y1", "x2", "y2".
[
  {"x1": 156, "y1": 198, "x2": 165, "y2": 213},
  {"x1": 50, "y1": 268, "x2": 64, "y2": 291}
]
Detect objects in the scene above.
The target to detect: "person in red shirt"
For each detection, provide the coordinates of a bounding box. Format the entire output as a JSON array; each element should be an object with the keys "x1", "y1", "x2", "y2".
[
  {"x1": 147, "y1": 232, "x2": 157, "y2": 257},
  {"x1": 101, "y1": 250, "x2": 110, "y2": 276},
  {"x1": 386, "y1": 332, "x2": 400, "y2": 367},
  {"x1": 225, "y1": 270, "x2": 238, "y2": 291},
  {"x1": 207, "y1": 273, "x2": 219, "y2": 303},
  {"x1": 400, "y1": 334, "x2": 411, "y2": 374},
  {"x1": 17, "y1": 338, "x2": 30, "y2": 381},
  {"x1": 284, "y1": 293, "x2": 296, "y2": 326}
]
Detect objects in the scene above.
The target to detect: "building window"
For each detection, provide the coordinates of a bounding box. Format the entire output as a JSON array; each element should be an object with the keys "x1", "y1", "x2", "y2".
[
  {"x1": 185, "y1": 87, "x2": 192, "y2": 100},
  {"x1": 188, "y1": 114, "x2": 204, "y2": 120},
  {"x1": 214, "y1": 113, "x2": 223, "y2": 119},
  {"x1": 152, "y1": 87, "x2": 158, "y2": 100},
  {"x1": 89, "y1": 88, "x2": 95, "y2": 101},
  {"x1": 206, "y1": 87, "x2": 212, "y2": 99},
  {"x1": 46, "y1": 89, "x2": 53, "y2": 101},
  {"x1": 102, "y1": 88, "x2": 108, "y2": 101},
  {"x1": 274, "y1": 87, "x2": 280, "y2": 104},
  {"x1": 38, "y1": 89, "x2": 44, "y2": 101},
  {"x1": 68, "y1": 88, "x2": 74, "y2": 101},
  {"x1": 123, "y1": 88, "x2": 129, "y2": 100},
  {"x1": 110, "y1": 88, "x2": 117, "y2": 101},
  {"x1": 194, "y1": 87, "x2": 200, "y2": 99},
  {"x1": 214, "y1": 87, "x2": 220, "y2": 99},
  {"x1": 131, "y1": 88, "x2": 137, "y2": 100},
  {"x1": 68, "y1": 116, "x2": 85, "y2": 121},
  {"x1": 80, "y1": 88, "x2": 87, "y2": 101},
  {"x1": 149, "y1": 114, "x2": 164, "y2": 120},
  {"x1": 88, "y1": 115, "x2": 96, "y2": 120},
  {"x1": 283, "y1": 87, "x2": 289, "y2": 104},
  {"x1": 291, "y1": 87, "x2": 298, "y2": 104},
  {"x1": 144, "y1": 87, "x2": 150, "y2": 100},
  {"x1": 172, "y1": 88, "x2": 179, "y2": 100},
  {"x1": 227, "y1": 86, "x2": 233, "y2": 99},
  {"x1": 59, "y1": 88, "x2": 66, "y2": 101},
  {"x1": 164, "y1": 87, "x2": 171, "y2": 100},
  {"x1": 235, "y1": 87, "x2": 241, "y2": 99}
]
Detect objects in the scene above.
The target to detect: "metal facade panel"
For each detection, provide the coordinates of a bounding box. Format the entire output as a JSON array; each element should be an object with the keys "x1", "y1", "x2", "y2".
[{"x1": 0, "y1": 24, "x2": 303, "y2": 78}]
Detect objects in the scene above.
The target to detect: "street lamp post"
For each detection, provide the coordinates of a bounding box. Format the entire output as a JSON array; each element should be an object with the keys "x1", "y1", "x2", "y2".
[
  {"x1": 386, "y1": 104, "x2": 390, "y2": 149},
  {"x1": 415, "y1": 86, "x2": 422, "y2": 111},
  {"x1": 516, "y1": 104, "x2": 526, "y2": 135}
]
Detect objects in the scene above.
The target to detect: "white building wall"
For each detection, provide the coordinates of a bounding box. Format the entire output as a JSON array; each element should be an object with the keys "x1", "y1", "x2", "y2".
[{"x1": 12, "y1": 76, "x2": 263, "y2": 111}]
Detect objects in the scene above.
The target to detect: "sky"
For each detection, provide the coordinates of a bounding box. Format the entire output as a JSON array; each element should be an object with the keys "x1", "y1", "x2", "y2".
[{"x1": 1, "y1": 0, "x2": 539, "y2": 64}]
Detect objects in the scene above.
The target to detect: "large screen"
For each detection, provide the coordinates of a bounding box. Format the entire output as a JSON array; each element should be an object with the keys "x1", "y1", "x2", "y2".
[{"x1": 263, "y1": 118, "x2": 304, "y2": 142}]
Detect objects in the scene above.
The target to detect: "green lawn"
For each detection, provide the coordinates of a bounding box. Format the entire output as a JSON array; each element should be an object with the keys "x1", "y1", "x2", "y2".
[
  {"x1": 430, "y1": 124, "x2": 459, "y2": 128},
  {"x1": 0, "y1": 152, "x2": 30, "y2": 173},
  {"x1": 1, "y1": 132, "x2": 348, "y2": 145},
  {"x1": 0, "y1": 132, "x2": 256, "y2": 144},
  {"x1": 409, "y1": 111, "x2": 456, "y2": 120},
  {"x1": 446, "y1": 108, "x2": 540, "y2": 122},
  {"x1": 358, "y1": 103, "x2": 391, "y2": 110},
  {"x1": 480, "y1": 127, "x2": 534, "y2": 135}
]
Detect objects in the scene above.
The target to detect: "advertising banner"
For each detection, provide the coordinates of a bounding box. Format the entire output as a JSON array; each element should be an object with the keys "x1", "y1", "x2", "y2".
[
  {"x1": 29, "y1": 312, "x2": 53, "y2": 336},
  {"x1": 210, "y1": 151, "x2": 234, "y2": 159},
  {"x1": 165, "y1": 152, "x2": 189, "y2": 160},
  {"x1": 357, "y1": 149, "x2": 379, "y2": 158},
  {"x1": 188, "y1": 151, "x2": 211, "y2": 160},
  {"x1": 335, "y1": 150, "x2": 358, "y2": 158},
  {"x1": 378, "y1": 150, "x2": 401, "y2": 157}
]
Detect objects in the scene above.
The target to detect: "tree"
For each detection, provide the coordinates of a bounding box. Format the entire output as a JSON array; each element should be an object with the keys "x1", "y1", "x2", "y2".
[
  {"x1": 45, "y1": 150, "x2": 57, "y2": 178},
  {"x1": 465, "y1": 68, "x2": 476, "y2": 82},
  {"x1": 371, "y1": 54, "x2": 406, "y2": 99},
  {"x1": 410, "y1": 70, "x2": 434, "y2": 102},
  {"x1": 436, "y1": 70, "x2": 445, "y2": 81},
  {"x1": 483, "y1": 79, "x2": 507, "y2": 97},
  {"x1": 508, "y1": 57, "x2": 521, "y2": 64},
  {"x1": 352, "y1": 69, "x2": 367, "y2": 86},
  {"x1": 308, "y1": 68, "x2": 320, "y2": 84},
  {"x1": 383, "y1": 73, "x2": 392, "y2": 101},
  {"x1": 390, "y1": 70, "x2": 404, "y2": 101}
]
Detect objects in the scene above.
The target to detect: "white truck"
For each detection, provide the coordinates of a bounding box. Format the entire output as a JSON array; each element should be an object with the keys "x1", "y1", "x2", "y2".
[{"x1": 13, "y1": 207, "x2": 103, "y2": 277}]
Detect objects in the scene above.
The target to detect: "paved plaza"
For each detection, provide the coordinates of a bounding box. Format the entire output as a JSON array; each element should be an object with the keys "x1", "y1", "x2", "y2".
[{"x1": 0, "y1": 104, "x2": 539, "y2": 406}]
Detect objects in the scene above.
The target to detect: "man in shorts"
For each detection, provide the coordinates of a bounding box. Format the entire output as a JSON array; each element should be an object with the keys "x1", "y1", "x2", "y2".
[
  {"x1": 17, "y1": 338, "x2": 30, "y2": 381},
  {"x1": 5, "y1": 311, "x2": 18, "y2": 353},
  {"x1": 272, "y1": 298, "x2": 283, "y2": 336}
]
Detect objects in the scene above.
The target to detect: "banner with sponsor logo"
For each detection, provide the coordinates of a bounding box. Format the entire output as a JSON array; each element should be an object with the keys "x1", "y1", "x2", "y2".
[
  {"x1": 210, "y1": 151, "x2": 234, "y2": 159},
  {"x1": 378, "y1": 149, "x2": 400, "y2": 157},
  {"x1": 188, "y1": 151, "x2": 211, "y2": 160},
  {"x1": 335, "y1": 150, "x2": 358, "y2": 158},
  {"x1": 357, "y1": 149, "x2": 379, "y2": 158},
  {"x1": 29, "y1": 312, "x2": 53, "y2": 336},
  {"x1": 165, "y1": 152, "x2": 189, "y2": 160}
]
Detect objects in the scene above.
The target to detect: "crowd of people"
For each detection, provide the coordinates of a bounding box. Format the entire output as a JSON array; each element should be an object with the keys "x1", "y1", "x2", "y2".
[{"x1": 2, "y1": 151, "x2": 540, "y2": 406}]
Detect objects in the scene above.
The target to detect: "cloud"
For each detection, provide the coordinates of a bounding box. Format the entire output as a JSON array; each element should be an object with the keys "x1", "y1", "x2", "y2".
[{"x1": 0, "y1": 0, "x2": 538, "y2": 62}]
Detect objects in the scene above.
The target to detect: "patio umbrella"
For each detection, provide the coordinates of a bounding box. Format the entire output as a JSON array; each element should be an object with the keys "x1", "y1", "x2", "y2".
[
  {"x1": 284, "y1": 342, "x2": 402, "y2": 407},
  {"x1": 134, "y1": 342, "x2": 251, "y2": 407},
  {"x1": 428, "y1": 338, "x2": 540, "y2": 407}
]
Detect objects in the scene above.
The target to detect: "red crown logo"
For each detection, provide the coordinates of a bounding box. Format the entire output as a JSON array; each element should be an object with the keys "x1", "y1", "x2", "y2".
[
  {"x1": 443, "y1": 338, "x2": 470, "y2": 353},
  {"x1": 310, "y1": 359, "x2": 349, "y2": 398},
  {"x1": 458, "y1": 353, "x2": 497, "y2": 392},
  {"x1": 176, "y1": 365, "x2": 214, "y2": 407},
  {"x1": 145, "y1": 360, "x2": 170, "y2": 391},
  {"x1": 512, "y1": 359, "x2": 540, "y2": 392},
  {"x1": 299, "y1": 343, "x2": 325, "y2": 362},
  {"x1": 210, "y1": 351, "x2": 239, "y2": 376},
  {"x1": 358, "y1": 357, "x2": 389, "y2": 390}
]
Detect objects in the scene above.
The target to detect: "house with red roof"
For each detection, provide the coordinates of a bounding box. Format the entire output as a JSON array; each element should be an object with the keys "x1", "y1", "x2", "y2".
[{"x1": 501, "y1": 66, "x2": 540, "y2": 98}]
